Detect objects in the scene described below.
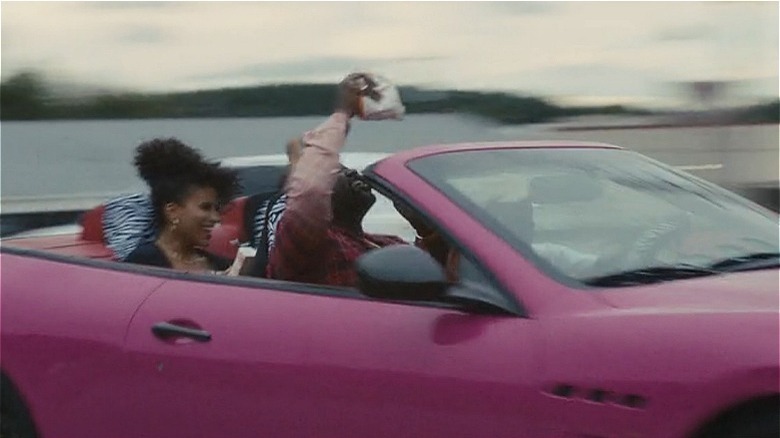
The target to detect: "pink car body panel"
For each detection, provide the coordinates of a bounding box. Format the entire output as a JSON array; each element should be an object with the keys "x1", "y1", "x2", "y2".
[
  {"x1": 1, "y1": 142, "x2": 777, "y2": 438},
  {"x1": 370, "y1": 144, "x2": 780, "y2": 437},
  {"x1": 0, "y1": 255, "x2": 165, "y2": 437},
  {"x1": 2, "y1": 254, "x2": 544, "y2": 437}
]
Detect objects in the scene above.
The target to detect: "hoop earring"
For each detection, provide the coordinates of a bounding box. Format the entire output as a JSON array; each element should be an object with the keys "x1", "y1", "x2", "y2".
[{"x1": 171, "y1": 217, "x2": 180, "y2": 231}]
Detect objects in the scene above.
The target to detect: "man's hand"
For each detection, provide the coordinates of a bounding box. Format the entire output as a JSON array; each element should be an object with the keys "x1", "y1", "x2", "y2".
[
  {"x1": 394, "y1": 201, "x2": 435, "y2": 238},
  {"x1": 335, "y1": 73, "x2": 381, "y2": 118},
  {"x1": 394, "y1": 201, "x2": 452, "y2": 266}
]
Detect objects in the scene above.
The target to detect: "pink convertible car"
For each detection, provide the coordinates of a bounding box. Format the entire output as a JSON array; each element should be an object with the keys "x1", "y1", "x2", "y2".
[{"x1": 2, "y1": 142, "x2": 778, "y2": 438}]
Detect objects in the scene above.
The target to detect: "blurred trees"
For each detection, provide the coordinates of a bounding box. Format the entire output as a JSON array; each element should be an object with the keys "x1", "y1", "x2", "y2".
[
  {"x1": 1, "y1": 70, "x2": 776, "y2": 125},
  {"x1": 0, "y1": 71, "x2": 49, "y2": 119},
  {"x1": 740, "y1": 100, "x2": 780, "y2": 124}
]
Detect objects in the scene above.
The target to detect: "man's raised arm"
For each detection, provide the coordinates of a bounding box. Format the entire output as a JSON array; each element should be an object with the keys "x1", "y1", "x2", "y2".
[
  {"x1": 268, "y1": 74, "x2": 375, "y2": 280},
  {"x1": 281, "y1": 112, "x2": 350, "y2": 249}
]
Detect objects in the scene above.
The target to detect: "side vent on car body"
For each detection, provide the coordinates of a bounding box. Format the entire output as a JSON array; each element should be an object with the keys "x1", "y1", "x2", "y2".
[
  {"x1": 586, "y1": 389, "x2": 609, "y2": 403},
  {"x1": 550, "y1": 383, "x2": 575, "y2": 398},
  {"x1": 616, "y1": 394, "x2": 647, "y2": 409},
  {"x1": 545, "y1": 383, "x2": 648, "y2": 410}
]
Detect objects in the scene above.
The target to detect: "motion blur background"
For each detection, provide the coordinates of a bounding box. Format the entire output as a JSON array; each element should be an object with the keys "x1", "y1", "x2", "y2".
[{"x1": 1, "y1": 1, "x2": 778, "y2": 213}]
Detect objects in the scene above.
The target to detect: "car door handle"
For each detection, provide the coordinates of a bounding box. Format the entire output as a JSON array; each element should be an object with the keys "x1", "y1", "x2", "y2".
[{"x1": 151, "y1": 322, "x2": 212, "y2": 342}]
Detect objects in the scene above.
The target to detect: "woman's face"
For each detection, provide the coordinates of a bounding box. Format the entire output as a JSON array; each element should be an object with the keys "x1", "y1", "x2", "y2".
[{"x1": 167, "y1": 186, "x2": 222, "y2": 248}]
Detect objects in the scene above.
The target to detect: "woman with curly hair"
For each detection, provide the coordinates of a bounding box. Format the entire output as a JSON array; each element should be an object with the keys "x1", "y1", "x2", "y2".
[{"x1": 124, "y1": 138, "x2": 241, "y2": 273}]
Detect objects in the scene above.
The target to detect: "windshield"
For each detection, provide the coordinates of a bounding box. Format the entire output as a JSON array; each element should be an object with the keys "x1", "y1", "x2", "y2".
[{"x1": 409, "y1": 148, "x2": 779, "y2": 285}]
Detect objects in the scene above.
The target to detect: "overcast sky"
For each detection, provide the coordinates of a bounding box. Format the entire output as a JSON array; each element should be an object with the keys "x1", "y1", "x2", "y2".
[{"x1": 2, "y1": 1, "x2": 777, "y2": 106}]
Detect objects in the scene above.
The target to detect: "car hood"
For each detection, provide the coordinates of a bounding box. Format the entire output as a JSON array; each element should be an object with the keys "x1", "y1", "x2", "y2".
[{"x1": 597, "y1": 269, "x2": 779, "y2": 313}]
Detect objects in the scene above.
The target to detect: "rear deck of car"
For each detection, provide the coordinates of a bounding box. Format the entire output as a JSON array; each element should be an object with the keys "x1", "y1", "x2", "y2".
[{"x1": 2, "y1": 233, "x2": 115, "y2": 259}]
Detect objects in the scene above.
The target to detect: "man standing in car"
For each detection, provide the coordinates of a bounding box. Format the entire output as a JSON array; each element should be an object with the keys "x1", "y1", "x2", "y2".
[{"x1": 267, "y1": 73, "x2": 441, "y2": 287}]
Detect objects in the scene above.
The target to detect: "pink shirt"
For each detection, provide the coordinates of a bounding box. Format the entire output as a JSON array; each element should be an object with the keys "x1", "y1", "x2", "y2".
[{"x1": 267, "y1": 113, "x2": 405, "y2": 287}]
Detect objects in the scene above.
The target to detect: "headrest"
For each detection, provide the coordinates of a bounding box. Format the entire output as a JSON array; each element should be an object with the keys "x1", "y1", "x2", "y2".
[
  {"x1": 80, "y1": 204, "x2": 107, "y2": 242},
  {"x1": 100, "y1": 194, "x2": 156, "y2": 260},
  {"x1": 242, "y1": 190, "x2": 285, "y2": 244},
  {"x1": 221, "y1": 196, "x2": 249, "y2": 242},
  {"x1": 205, "y1": 196, "x2": 249, "y2": 260}
]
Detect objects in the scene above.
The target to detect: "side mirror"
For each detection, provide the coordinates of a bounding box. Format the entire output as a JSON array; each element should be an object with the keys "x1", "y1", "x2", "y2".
[{"x1": 356, "y1": 245, "x2": 447, "y2": 300}]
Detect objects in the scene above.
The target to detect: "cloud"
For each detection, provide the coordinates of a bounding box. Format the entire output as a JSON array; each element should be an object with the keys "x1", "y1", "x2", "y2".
[
  {"x1": 186, "y1": 55, "x2": 447, "y2": 85},
  {"x1": 115, "y1": 25, "x2": 172, "y2": 45},
  {"x1": 486, "y1": 1, "x2": 557, "y2": 16},
  {"x1": 1, "y1": 1, "x2": 776, "y2": 103},
  {"x1": 81, "y1": 1, "x2": 182, "y2": 10},
  {"x1": 654, "y1": 25, "x2": 714, "y2": 42},
  {"x1": 503, "y1": 63, "x2": 658, "y2": 98}
]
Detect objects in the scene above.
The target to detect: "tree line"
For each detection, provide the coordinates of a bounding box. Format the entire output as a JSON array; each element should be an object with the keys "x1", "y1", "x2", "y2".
[{"x1": 1, "y1": 71, "x2": 776, "y2": 124}]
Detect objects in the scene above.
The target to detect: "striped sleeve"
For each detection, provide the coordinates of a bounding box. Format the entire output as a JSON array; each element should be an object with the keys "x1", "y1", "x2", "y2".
[{"x1": 103, "y1": 193, "x2": 157, "y2": 260}]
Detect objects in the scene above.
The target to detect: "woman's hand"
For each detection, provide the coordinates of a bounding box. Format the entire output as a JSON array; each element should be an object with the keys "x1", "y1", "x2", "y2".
[{"x1": 223, "y1": 247, "x2": 257, "y2": 276}]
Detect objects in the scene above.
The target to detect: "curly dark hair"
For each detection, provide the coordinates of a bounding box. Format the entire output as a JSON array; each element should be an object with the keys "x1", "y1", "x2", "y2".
[{"x1": 134, "y1": 138, "x2": 241, "y2": 227}]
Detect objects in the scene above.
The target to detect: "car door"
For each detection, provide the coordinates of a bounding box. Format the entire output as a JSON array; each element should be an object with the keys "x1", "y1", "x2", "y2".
[
  {"x1": 120, "y1": 272, "x2": 542, "y2": 438},
  {"x1": 0, "y1": 252, "x2": 166, "y2": 438}
]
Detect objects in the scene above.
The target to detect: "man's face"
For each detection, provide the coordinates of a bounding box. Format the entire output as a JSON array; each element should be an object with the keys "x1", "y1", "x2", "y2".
[{"x1": 332, "y1": 166, "x2": 376, "y2": 223}]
